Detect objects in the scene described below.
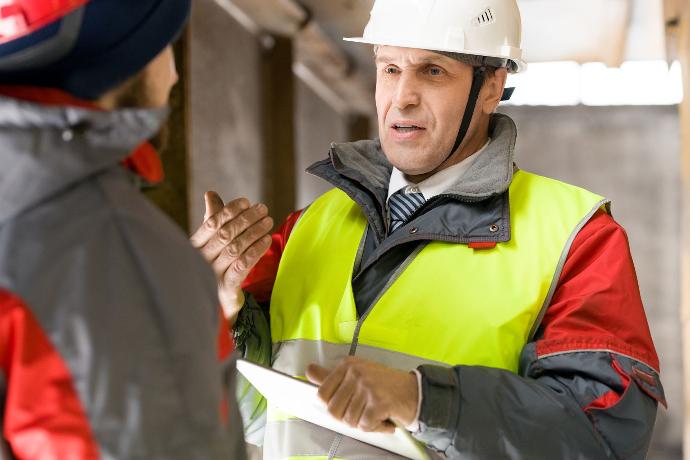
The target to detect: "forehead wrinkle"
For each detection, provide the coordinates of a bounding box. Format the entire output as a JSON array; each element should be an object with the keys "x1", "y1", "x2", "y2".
[{"x1": 375, "y1": 52, "x2": 450, "y2": 68}]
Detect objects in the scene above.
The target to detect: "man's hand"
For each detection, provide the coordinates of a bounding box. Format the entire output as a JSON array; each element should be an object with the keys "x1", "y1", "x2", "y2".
[
  {"x1": 306, "y1": 357, "x2": 419, "y2": 433},
  {"x1": 190, "y1": 191, "x2": 273, "y2": 325}
]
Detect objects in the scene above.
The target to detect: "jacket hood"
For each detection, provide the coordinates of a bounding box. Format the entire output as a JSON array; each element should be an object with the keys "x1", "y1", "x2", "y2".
[
  {"x1": 0, "y1": 96, "x2": 167, "y2": 223},
  {"x1": 322, "y1": 113, "x2": 518, "y2": 202}
]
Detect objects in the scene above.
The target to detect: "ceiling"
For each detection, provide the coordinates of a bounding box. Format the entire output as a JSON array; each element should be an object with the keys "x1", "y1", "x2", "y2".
[
  {"x1": 295, "y1": 0, "x2": 672, "y2": 82},
  {"x1": 218, "y1": 0, "x2": 685, "y2": 111}
]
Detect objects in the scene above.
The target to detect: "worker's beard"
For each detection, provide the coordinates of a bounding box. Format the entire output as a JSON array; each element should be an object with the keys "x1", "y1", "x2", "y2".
[{"x1": 114, "y1": 74, "x2": 170, "y2": 152}]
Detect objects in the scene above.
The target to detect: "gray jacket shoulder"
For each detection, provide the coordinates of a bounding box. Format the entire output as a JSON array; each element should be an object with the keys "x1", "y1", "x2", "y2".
[{"x1": 0, "y1": 166, "x2": 240, "y2": 459}]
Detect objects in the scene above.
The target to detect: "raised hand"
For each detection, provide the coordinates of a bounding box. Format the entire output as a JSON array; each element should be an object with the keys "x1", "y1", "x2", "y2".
[{"x1": 190, "y1": 191, "x2": 273, "y2": 325}]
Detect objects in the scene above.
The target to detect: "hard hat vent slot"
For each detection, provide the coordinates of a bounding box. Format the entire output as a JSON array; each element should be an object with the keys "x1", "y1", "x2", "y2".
[{"x1": 473, "y1": 8, "x2": 495, "y2": 26}]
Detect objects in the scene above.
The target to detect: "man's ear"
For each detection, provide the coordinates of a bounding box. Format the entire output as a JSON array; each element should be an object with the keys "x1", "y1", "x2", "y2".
[{"x1": 482, "y1": 68, "x2": 508, "y2": 114}]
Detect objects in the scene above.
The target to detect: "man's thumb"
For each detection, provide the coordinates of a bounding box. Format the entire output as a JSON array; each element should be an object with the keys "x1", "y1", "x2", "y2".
[{"x1": 204, "y1": 191, "x2": 225, "y2": 221}]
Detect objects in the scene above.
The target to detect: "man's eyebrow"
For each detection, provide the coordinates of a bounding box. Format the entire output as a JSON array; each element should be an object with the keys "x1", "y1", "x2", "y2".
[
  {"x1": 375, "y1": 54, "x2": 394, "y2": 64},
  {"x1": 375, "y1": 54, "x2": 447, "y2": 66}
]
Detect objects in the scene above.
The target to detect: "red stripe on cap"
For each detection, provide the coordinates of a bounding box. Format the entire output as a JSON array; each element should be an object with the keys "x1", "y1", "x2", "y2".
[{"x1": 0, "y1": 0, "x2": 90, "y2": 44}]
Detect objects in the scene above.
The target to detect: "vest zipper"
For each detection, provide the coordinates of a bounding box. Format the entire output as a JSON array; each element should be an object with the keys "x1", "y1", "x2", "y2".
[
  {"x1": 337, "y1": 245, "x2": 428, "y2": 459},
  {"x1": 348, "y1": 194, "x2": 504, "y2": 351},
  {"x1": 348, "y1": 243, "x2": 429, "y2": 356}
]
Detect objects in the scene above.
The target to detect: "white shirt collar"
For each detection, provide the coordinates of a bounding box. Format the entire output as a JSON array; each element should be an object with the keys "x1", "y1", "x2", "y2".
[{"x1": 387, "y1": 138, "x2": 491, "y2": 203}]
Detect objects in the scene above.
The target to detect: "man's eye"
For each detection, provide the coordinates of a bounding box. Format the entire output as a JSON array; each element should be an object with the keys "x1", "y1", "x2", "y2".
[
  {"x1": 384, "y1": 67, "x2": 399, "y2": 75},
  {"x1": 428, "y1": 67, "x2": 443, "y2": 76}
]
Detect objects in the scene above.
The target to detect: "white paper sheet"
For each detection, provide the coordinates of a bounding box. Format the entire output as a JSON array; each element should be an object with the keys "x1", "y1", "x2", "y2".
[{"x1": 236, "y1": 359, "x2": 429, "y2": 460}]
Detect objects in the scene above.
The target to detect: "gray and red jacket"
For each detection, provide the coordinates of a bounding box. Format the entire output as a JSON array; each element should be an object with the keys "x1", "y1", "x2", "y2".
[
  {"x1": 0, "y1": 88, "x2": 246, "y2": 460},
  {"x1": 237, "y1": 114, "x2": 665, "y2": 459}
]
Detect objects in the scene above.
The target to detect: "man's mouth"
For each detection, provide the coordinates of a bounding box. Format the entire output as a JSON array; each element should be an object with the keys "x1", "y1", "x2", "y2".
[{"x1": 392, "y1": 123, "x2": 425, "y2": 133}]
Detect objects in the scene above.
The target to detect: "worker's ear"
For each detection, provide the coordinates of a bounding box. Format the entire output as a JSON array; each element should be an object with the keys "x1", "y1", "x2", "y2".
[{"x1": 481, "y1": 67, "x2": 508, "y2": 114}]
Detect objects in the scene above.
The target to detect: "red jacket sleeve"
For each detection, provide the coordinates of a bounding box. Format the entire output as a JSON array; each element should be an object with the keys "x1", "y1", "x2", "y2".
[
  {"x1": 241, "y1": 210, "x2": 303, "y2": 303},
  {"x1": 216, "y1": 307, "x2": 235, "y2": 424},
  {"x1": 0, "y1": 289, "x2": 100, "y2": 459},
  {"x1": 536, "y1": 210, "x2": 660, "y2": 373},
  {"x1": 414, "y1": 211, "x2": 664, "y2": 460}
]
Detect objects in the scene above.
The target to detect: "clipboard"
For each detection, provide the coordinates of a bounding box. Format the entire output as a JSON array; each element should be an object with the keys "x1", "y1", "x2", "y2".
[{"x1": 236, "y1": 359, "x2": 430, "y2": 460}]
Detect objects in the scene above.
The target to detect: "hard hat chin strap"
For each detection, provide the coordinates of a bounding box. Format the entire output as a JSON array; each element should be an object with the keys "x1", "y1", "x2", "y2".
[{"x1": 443, "y1": 66, "x2": 487, "y2": 165}]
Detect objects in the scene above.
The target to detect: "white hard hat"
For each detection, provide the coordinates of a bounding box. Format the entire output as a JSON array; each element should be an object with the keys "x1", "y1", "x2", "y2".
[{"x1": 345, "y1": 0, "x2": 526, "y2": 73}]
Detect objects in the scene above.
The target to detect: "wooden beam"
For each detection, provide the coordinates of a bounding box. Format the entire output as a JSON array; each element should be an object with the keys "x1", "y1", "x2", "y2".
[
  {"x1": 214, "y1": 0, "x2": 374, "y2": 118},
  {"x1": 213, "y1": 0, "x2": 306, "y2": 37},
  {"x1": 259, "y1": 34, "x2": 297, "y2": 225},
  {"x1": 191, "y1": 0, "x2": 299, "y2": 225},
  {"x1": 294, "y1": 22, "x2": 375, "y2": 118},
  {"x1": 678, "y1": 3, "x2": 690, "y2": 459},
  {"x1": 143, "y1": 27, "x2": 191, "y2": 232}
]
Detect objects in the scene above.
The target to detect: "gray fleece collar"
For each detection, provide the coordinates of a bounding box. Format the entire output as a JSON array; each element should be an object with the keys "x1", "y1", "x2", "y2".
[
  {"x1": 326, "y1": 113, "x2": 517, "y2": 201},
  {"x1": 0, "y1": 96, "x2": 168, "y2": 223}
]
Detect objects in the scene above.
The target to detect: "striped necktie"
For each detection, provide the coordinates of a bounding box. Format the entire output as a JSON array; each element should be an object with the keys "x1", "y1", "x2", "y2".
[{"x1": 388, "y1": 189, "x2": 426, "y2": 233}]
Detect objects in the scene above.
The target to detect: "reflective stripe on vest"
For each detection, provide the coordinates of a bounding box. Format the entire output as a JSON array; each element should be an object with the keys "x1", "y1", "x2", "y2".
[{"x1": 266, "y1": 170, "x2": 608, "y2": 459}]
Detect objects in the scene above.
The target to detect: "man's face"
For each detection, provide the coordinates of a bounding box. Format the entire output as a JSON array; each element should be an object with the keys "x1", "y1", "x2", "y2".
[
  {"x1": 112, "y1": 45, "x2": 178, "y2": 108},
  {"x1": 109, "y1": 45, "x2": 178, "y2": 150},
  {"x1": 141, "y1": 45, "x2": 177, "y2": 150},
  {"x1": 375, "y1": 46, "x2": 474, "y2": 176},
  {"x1": 142, "y1": 45, "x2": 179, "y2": 108}
]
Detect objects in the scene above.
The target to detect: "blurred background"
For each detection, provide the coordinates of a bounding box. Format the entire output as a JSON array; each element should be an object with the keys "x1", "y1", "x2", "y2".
[{"x1": 148, "y1": 1, "x2": 690, "y2": 458}]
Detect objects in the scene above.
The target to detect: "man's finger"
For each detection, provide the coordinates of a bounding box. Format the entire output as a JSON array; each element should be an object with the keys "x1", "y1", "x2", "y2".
[
  {"x1": 215, "y1": 216, "x2": 273, "y2": 265},
  {"x1": 360, "y1": 407, "x2": 395, "y2": 433},
  {"x1": 315, "y1": 365, "x2": 348, "y2": 404},
  {"x1": 245, "y1": 233, "x2": 273, "y2": 265},
  {"x1": 204, "y1": 191, "x2": 225, "y2": 221},
  {"x1": 306, "y1": 363, "x2": 331, "y2": 385},
  {"x1": 190, "y1": 198, "x2": 253, "y2": 248},
  {"x1": 366, "y1": 420, "x2": 396, "y2": 434},
  {"x1": 219, "y1": 233, "x2": 272, "y2": 282},
  {"x1": 226, "y1": 235, "x2": 273, "y2": 281},
  {"x1": 204, "y1": 207, "x2": 269, "y2": 263},
  {"x1": 343, "y1": 390, "x2": 367, "y2": 428},
  {"x1": 326, "y1": 373, "x2": 357, "y2": 420}
]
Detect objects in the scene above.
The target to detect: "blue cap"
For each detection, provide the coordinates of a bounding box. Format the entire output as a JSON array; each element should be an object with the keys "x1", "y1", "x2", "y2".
[{"x1": 0, "y1": 0, "x2": 191, "y2": 100}]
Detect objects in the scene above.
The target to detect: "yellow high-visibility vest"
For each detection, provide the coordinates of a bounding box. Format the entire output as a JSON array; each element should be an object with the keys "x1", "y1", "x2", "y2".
[{"x1": 265, "y1": 170, "x2": 607, "y2": 459}]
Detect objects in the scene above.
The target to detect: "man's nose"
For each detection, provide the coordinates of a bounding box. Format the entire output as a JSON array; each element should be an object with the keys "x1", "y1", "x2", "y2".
[{"x1": 392, "y1": 73, "x2": 421, "y2": 110}]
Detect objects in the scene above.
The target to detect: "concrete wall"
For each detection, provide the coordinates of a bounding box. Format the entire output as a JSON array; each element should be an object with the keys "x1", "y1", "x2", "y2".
[
  {"x1": 189, "y1": 0, "x2": 265, "y2": 229},
  {"x1": 500, "y1": 105, "x2": 682, "y2": 459},
  {"x1": 295, "y1": 80, "x2": 347, "y2": 208},
  {"x1": 190, "y1": 0, "x2": 363, "y2": 226}
]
